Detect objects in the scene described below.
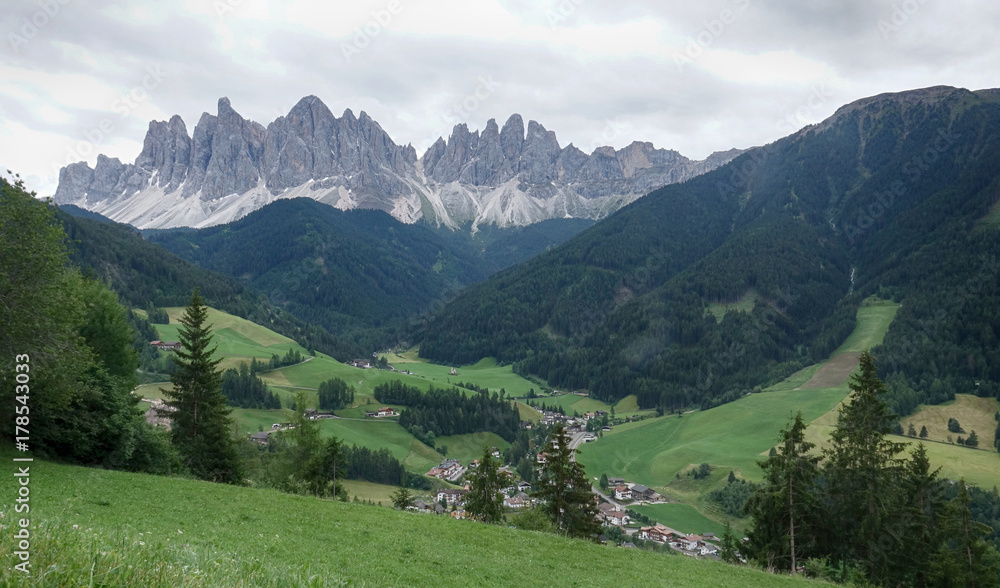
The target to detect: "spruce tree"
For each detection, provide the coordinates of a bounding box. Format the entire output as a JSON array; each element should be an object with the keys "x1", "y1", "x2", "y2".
[
  {"x1": 929, "y1": 481, "x2": 1000, "y2": 587},
  {"x1": 744, "y1": 412, "x2": 820, "y2": 573},
  {"x1": 466, "y1": 446, "x2": 505, "y2": 524},
  {"x1": 532, "y1": 424, "x2": 600, "y2": 538},
  {"x1": 823, "y1": 351, "x2": 907, "y2": 584},
  {"x1": 165, "y1": 289, "x2": 242, "y2": 484}
]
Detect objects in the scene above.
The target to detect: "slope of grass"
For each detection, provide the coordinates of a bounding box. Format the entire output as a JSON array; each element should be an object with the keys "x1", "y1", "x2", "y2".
[
  {"x1": 633, "y1": 503, "x2": 728, "y2": 537},
  {"x1": 0, "y1": 456, "x2": 828, "y2": 587},
  {"x1": 899, "y1": 394, "x2": 1000, "y2": 445},
  {"x1": 434, "y1": 432, "x2": 511, "y2": 464},
  {"x1": 834, "y1": 299, "x2": 900, "y2": 353}
]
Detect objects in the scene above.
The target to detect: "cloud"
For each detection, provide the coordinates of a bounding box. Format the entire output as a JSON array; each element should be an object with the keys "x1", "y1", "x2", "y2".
[{"x1": 1, "y1": 0, "x2": 998, "y2": 196}]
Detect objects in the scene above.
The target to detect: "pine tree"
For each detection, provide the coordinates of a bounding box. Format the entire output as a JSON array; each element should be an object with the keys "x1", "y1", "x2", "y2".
[
  {"x1": 822, "y1": 351, "x2": 907, "y2": 584},
  {"x1": 466, "y1": 446, "x2": 505, "y2": 524},
  {"x1": 898, "y1": 443, "x2": 945, "y2": 587},
  {"x1": 929, "y1": 480, "x2": 1000, "y2": 587},
  {"x1": 165, "y1": 289, "x2": 241, "y2": 484},
  {"x1": 744, "y1": 412, "x2": 820, "y2": 573},
  {"x1": 391, "y1": 486, "x2": 413, "y2": 510},
  {"x1": 531, "y1": 424, "x2": 600, "y2": 539},
  {"x1": 920, "y1": 425, "x2": 929, "y2": 438},
  {"x1": 720, "y1": 520, "x2": 741, "y2": 564},
  {"x1": 965, "y1": 430, "x2": 979, "y2": 448}
]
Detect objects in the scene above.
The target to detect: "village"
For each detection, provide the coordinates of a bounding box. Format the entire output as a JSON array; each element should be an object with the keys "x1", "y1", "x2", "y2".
[{"x1": 138, "y1": 345, "x2": 725, "y2": 559}]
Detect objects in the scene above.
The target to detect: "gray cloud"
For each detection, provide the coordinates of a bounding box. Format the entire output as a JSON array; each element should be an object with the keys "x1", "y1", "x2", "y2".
[{"x1": 1, "y1": 0, "x2": 997, "y2": 196}]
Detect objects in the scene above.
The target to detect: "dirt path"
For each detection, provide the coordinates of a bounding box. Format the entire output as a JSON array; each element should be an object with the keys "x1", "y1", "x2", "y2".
[{"x1": 799, "y1": 352, "x2": 860, "y2": 389}]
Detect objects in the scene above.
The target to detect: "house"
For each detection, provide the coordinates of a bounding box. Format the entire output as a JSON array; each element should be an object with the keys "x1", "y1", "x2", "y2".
[
  {"x1": 366, "y1": 407, "x2": 397, "y2": 418},
  {"x1": 597, "y1": 502, "x2": 629, "y2": 526},
  {"x1": 408, "y1": 499, "x2": 435, "y2": 513},
  {"x1": 348, "y1": 359, "x2": 372, "y2": 369},
  {"x1": 639, "y1": 524, "x2": 678, "y2": 543},
  {"x1": 602, "y1": 426, "x2": 612, "y2": 432},
  {"x1": 144, "y1": 399, "x2": 176, "y2": 430},
  {"x1": 613, "y1": 485, "x2": 632, "y2": 501},
  {"x1": 249, "y1": 431, "x2": 271, "y2": 445},
  {"x1": 436, "y1": 488, "x2": 468, "y2": 506},
  {"x1": 427, "y1": 459, "x2": 464, "y2": 481},
  {"x1": 449, "y1": 367, "x2": 458, "y2": 375},
  {"x1": 489, "y1": 447, "x2": 501, "y2": 458},
  {"x1": 503, "y1": 495, "x2": 525, "y2": 509},
  {"x1": 150, "y1": 340, "x2": 182, "y2": 351},
  {"x1": 304, "y1": 409, "x2": 317, "y2": 419},
  {"x1": 680, "y1": 534, "x2": 703, "y2": 551},
  {"x1": 608, "y1": 477, "x2": 626, "y2": 486},
  {"x1": 517, "y1": 481, "x2": 532, "y2": 493},
  {"x1": 450, "y1": 509, "x2": 468, "y2": 520},
  {"x1": 536, "y1": 452, "x2": 548, "y2": 464},
  {"x1": 630, "y1": 484, "x2": 659, "y2": 502}
]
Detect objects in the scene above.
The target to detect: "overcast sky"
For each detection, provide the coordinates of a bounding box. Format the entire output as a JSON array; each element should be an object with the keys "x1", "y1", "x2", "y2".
[{"x1": 2, "y1": 0, "x2": 998, "y2": 196}]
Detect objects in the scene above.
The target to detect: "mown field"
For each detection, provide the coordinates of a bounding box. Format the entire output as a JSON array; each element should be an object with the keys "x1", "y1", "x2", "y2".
[{"x1": 0, "y1": 454, "x2": 831, "y2": 587}]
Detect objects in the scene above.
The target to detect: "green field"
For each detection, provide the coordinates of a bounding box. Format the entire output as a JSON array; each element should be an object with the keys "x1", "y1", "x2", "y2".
[
  {"x1": 150, "y1": 307, "x2": 310, "y2": 372},
  {"x1": 633, "y1": 503, "x2": 728, "y2": 537},
  {"x1": 578, "y1": 301, "x2": 903, "y2": 534},
  {"x1": 0, "y1": 454, "x2": 827, "y2": 587},
  {"x1": 577, "y1": 385, "x2": 848, "y2": 488},
  {"x1": 340, "y1": 479, "x2": 405, "y2": 505},
  {"x1": 435, "y1": 432, "x2": 511, "y2": 463},
  {"x1": 834, "y1": 298, "x2": 900, "y2": 353}
]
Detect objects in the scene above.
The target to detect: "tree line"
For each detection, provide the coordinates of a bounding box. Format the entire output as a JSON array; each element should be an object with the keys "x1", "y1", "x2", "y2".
[
  {"x1": 743, "y1": 352, "x2": 1000, "y2": 586},
  {"x1": 373, "y1": 380, "x2": 521, "y2": 446},
  {"x1": 220, "y1": 364, "x2": 282, "y2": 409}
]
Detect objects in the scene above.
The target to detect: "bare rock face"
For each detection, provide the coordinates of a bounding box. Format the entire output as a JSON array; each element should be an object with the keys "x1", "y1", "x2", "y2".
[{"x1": 53, "y1": 96, "x2": 742, "y2": 230}]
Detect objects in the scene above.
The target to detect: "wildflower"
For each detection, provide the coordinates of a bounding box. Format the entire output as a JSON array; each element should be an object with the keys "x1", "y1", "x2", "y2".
[
  {"x1": 178, "y1": 529, "x2": 183, "y2": 534},
  {"x1": 139, "y1": 541, "x2": 145, "y2": 546},
  {"x1": 73, "y1": 524, "x2": 79, "y2": 530}
]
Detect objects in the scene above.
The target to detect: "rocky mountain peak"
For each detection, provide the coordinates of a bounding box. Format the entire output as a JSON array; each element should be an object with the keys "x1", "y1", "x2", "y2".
[{"x1": 53, "y1": 96, "x2": 741, "y2": 230}]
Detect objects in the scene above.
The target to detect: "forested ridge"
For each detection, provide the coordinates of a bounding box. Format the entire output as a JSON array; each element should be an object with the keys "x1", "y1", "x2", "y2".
[
  {"x1": 419, "y1": 86, "x2": 1000, "y2": 415},
  {"x1": 58, "y1": 208, "x2": 356, "y2": 359},
  {"x1": 146, "y1": 200, "x2": 594, "y2": 351}
]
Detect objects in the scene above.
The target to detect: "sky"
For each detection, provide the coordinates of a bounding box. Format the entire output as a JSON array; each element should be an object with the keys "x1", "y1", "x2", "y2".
[{"x1": 2, "y1": 0, "x2": 998, "y2": 196}]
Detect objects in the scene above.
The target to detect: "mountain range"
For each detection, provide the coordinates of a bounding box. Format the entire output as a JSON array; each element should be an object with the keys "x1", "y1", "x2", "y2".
[{"x1": 52, "y1": 96, "x2": 743, "y2": 231}]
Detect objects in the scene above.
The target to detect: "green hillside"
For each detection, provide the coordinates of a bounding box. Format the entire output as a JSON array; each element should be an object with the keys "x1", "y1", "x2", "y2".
[
  {"x1": 0, "y1": 453, "x2": 829, "y2": 587},
  {"x1": 419, "y1": 86, "x2": 1000, "y2": 418},
  {"x1": 57, "y1": 208, "x2": 352, "y2": 358}
]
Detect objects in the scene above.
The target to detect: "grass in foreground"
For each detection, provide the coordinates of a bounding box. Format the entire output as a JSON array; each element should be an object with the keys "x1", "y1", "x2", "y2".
[{"x1": 0, "y1": 455, "x2": 829, "y2": 587}]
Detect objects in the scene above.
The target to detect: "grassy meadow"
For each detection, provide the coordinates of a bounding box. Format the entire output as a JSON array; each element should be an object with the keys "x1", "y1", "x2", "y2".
[{"x1": 0, "y1": 454, "x2": 831, "y2": 587}]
